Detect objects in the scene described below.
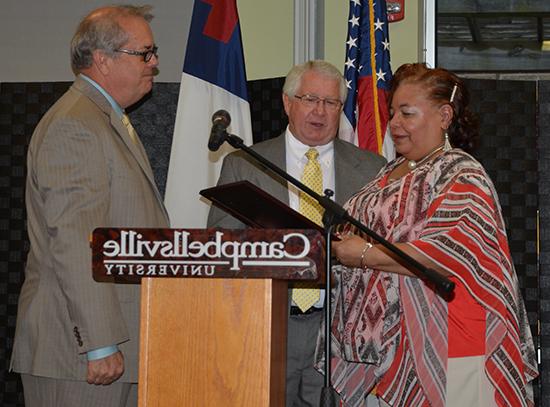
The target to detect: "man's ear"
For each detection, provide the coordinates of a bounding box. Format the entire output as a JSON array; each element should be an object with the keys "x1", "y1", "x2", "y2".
[
  {"x1": 92, "y1": 50, "x2": 111, "y2": 75},
  {"x1": 439, "y1": 104, "x2": 454, "y2": 130},
  {"x1": 282, "y1": 93, "x2": 291, "y2": 116}
]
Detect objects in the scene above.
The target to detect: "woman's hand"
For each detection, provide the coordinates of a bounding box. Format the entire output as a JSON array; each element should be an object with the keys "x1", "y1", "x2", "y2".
[{"x1": 332, "y1": 234, "x2": 369, "y2": 268}]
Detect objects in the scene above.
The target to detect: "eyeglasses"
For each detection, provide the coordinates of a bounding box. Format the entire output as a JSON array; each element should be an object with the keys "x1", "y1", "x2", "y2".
[
  {"x1": 294, "y1": 94, "x2": 343, "y2": 111},
  {"x1": 114, "y1": 45, "x2": 158, "y2": 63}
]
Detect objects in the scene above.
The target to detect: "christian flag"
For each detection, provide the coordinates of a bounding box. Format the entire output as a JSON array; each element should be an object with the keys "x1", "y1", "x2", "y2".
[
  {"x1": 164, "y1": 0, "x2": 252, "y2": 227},
  {"x1": 339, "y1": 0, "x2": 394, "y2": 160}
]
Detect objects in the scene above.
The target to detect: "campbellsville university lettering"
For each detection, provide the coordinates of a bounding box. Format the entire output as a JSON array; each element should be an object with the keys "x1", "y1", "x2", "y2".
[{"x1": 91, "y1": 228, "x2": 324, "y2": 283}]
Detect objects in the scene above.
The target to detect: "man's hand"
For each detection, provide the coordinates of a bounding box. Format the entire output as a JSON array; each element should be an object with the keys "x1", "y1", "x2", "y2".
[{"x1": 87, "y1": 351, "x2": 124, "y2": 385}]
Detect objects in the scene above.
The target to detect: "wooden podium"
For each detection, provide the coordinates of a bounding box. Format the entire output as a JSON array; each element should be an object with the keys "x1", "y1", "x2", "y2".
[
  {"x1": 91, "y1": 227, "x2": 323, "y2": 407},
  {"x1": 138, "y1": 277, "x2": 288, "y2": 406}
]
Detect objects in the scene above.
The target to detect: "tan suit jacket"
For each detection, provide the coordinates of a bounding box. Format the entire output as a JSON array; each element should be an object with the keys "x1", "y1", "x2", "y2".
[{"x1": 11, "y1": 76, "x2": 169, "y2": 383}]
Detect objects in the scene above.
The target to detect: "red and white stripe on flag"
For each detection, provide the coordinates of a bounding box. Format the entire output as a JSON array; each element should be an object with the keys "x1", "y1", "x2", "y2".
[{"x1": 339, "y1": 0, "x2": 395, "y2": 160}]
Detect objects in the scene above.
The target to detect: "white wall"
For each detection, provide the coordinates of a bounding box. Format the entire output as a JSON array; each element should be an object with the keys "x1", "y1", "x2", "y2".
[
  {"x1": 239, "y1": 0, "x2": 294, "y2": 80},
  {"x1": 1, "y1": 0, "x2": 193, "y2": 82},
  {"x1": 0, "y1": 0, "x2": 423, "y2": 83}
]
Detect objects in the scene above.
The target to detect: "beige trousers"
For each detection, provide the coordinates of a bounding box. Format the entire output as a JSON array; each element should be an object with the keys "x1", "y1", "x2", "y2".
[
  {"x1": 446, "y1": 356, "x2": 497, "y2": 407},
  {"x1": 369, "y1": 356, "x2": 497, "y2": 407},
  {"x1": 21, "y1": 374, "x2": 138, "y2": 407}
]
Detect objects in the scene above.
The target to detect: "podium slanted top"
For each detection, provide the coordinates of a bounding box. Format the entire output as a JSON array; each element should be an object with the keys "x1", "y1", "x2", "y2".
[{"x1": 200, "y1": 180, "x2": 326, "y2": 232}]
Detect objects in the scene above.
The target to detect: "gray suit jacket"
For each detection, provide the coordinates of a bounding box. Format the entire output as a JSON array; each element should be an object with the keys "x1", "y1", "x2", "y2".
[
  {"x1": 11, "y1": 76, "x2": 170, "y2": 383},
  {"x1": 207, "y1": 134, "x2": 386, "y2": 228}
]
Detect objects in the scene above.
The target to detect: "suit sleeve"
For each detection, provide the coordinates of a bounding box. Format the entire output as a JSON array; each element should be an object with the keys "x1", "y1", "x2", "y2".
[
  {"x1": 206, "y1": 153, "x2": 247, "y2": 229},
  {"x1": 35, "y1": 117, "x2": 129, "y2": 353}
]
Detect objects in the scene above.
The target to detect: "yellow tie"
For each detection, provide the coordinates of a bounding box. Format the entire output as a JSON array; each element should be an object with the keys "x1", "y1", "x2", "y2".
[
  {"x1": 292, "y1": 148, "x2": 323, "y2": 312},
  {"x1": 122, "y1": 114, "x2": 138, "y2": 144}
]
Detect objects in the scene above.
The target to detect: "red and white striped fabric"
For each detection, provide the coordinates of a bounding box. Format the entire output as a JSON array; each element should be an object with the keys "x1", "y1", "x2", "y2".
[{"x1": 327, "y1": 150, "x2": 538, "y2": 406}]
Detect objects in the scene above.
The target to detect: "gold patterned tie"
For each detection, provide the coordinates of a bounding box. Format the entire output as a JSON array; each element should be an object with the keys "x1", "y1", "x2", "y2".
[
  {"x1": 292, "y1": 148, "x2": 323, "y2": 312},
  {"x1": 122, "y1": 113, "x2": 138, "y2": 144}
]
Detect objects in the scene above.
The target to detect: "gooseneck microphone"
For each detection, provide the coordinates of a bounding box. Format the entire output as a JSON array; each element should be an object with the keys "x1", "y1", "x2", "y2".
[{"x1": 208, "y1": 110, "x2": 231, "y2": 151}]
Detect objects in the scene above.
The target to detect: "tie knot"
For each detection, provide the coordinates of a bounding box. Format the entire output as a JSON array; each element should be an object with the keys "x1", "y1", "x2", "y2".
[
  {"x1": 122, "y1": 114, "x2": 131, "y2": 127},
  {"x1": 305, "y1": 148, "x2": 319, "y2": 161}
]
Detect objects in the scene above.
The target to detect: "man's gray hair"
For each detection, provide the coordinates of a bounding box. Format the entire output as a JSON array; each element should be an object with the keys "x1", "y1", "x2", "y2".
[
  {"x1": 282, "y1": 60, "x2": 348, "y2": 102},
  {"x1": 70, "y1": 5, "x2": 154, "y2": 72}
]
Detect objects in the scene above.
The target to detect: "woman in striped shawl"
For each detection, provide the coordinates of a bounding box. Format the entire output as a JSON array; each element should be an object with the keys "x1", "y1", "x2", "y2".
[{"x1": 328, "y1": 63, "x2": 538, "y2": 406}]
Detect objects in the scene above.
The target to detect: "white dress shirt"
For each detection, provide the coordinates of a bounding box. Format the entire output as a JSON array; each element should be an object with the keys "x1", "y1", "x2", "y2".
[{"x1": 285, "y1": 127, "x2": 335, "y2": 309}]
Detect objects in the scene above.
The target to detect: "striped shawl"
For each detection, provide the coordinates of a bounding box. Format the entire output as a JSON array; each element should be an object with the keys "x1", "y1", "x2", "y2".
[{"x1": 325, "y1": 150, "x2": 538, "y2": 406}]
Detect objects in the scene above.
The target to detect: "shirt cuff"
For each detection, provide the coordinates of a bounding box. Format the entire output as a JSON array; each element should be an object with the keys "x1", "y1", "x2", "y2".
[{"x1": 87, "y1": 345, "x2": 119, "y2": 361}]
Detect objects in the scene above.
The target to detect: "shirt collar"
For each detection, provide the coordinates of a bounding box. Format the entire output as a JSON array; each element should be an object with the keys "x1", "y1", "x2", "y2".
[
  {"x1": 79, "y1": 74, "x2": 124, "y2": 118},
  {"x1": 285, "y1": 126, "x2": 334, "y2": 164}
]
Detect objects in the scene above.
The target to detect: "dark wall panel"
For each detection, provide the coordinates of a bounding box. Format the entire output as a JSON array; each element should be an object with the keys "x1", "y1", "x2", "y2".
[
  {"x1": 0, "y1": 82, "x2": 71, "y2": 407},
  {"x1": 467, "y1": 78, "x2": 540, "y2": 405},
  {"x1": 467, "y1": 79, "x2": 539, "y2": 328},
  {"x1": 538, "y1": 80, "x2": 550, "y2": 407},
  {"x1": 0, "y1": 77, "x2": 544, "y2": 405}
]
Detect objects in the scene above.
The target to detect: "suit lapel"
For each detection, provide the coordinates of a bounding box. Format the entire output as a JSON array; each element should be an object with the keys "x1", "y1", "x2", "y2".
[
  {"x1": 72, "y1": 77, "x2": 168, "y2": 221},
  {"x1": 334, "y1": 139, "x2": 361, "y2": 205},
  {"x1": 261, "y1": 135, "x2": 289, "y2": 204},
  {"x1": 111, "y1": 113, "x2": 169, "y2": 220},
  {"x1": 109, "y1": 110, "x2": 154, "y2": 175},
  {"x1": 74, "y1": 78, "x2": 152, "y2": 173}
]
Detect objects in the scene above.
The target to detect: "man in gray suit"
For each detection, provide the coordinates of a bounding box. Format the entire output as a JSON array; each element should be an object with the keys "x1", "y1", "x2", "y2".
[
  {"x1": 10, "y1": 5, "x2": 169, "y2": 407},
  {"x1": 208, "y1": 60, "x2": 386, "y2": 406}
]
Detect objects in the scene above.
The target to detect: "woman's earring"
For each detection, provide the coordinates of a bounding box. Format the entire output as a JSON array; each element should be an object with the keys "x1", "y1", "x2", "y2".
[{"x1": 444, "y1": 131, "x2": 452, "y2": 151}]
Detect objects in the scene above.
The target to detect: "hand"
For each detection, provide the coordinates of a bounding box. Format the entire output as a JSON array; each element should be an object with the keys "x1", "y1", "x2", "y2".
[
  {"x1": 87, "y1": 351, "x2": 124, "y2": 385},
  {"x1": 332, "y1": 234, "x2": 369, "y2": 268}
]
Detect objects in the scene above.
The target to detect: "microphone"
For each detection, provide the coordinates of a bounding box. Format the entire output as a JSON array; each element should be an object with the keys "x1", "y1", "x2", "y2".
[{"x1": 208, "y1": 110, "x2": 231, "y2": 151}]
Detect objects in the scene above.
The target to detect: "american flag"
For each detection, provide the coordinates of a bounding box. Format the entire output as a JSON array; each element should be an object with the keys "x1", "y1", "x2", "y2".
[{"x1": 339, "y1": 0, "x2": 394, "y2": 159}]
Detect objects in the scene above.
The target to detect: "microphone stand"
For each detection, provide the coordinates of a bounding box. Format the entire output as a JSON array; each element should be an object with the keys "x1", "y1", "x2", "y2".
[
  {"x1": 217, "y1": 132, "x2": 455, "y2": 405},
  {"x1": 321, "y1": 222, "x2": 338, "y2": 406}
]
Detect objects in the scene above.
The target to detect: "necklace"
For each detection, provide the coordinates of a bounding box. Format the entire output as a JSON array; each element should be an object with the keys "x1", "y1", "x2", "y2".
[{"x1": 407, "y1": 145, "x2": 445, "y2": 170}]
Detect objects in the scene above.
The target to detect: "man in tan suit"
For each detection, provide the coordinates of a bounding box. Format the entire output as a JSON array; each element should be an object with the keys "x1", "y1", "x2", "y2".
[{"x1": 10, "y1": 5, "x2": 169, "y2": 406}]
